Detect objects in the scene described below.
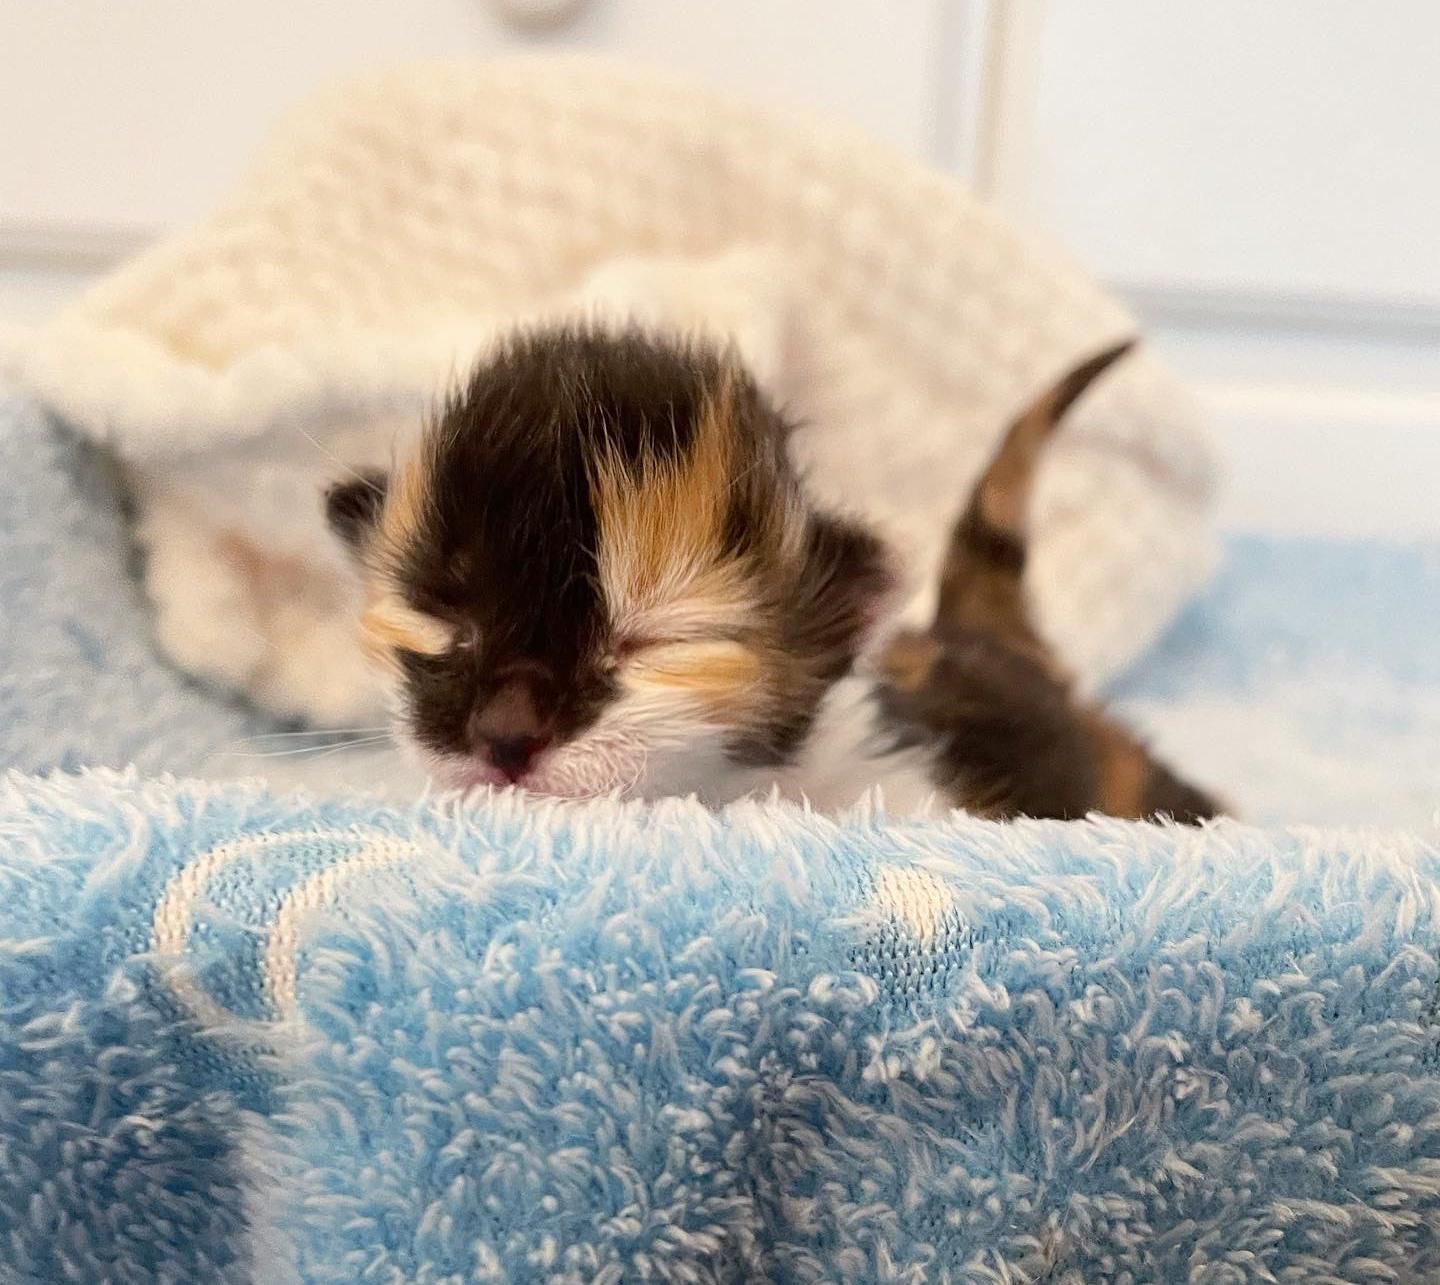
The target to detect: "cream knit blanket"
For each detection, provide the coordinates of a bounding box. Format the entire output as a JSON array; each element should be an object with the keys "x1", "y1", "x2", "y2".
[{"x1": 2, "y1": 56, "x2": 1218, "y2": 727}]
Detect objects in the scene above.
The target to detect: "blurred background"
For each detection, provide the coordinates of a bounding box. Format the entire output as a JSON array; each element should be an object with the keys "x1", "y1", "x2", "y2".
[{"x1": 1, "y1": 0, "x2": 1436, "y2": 539}]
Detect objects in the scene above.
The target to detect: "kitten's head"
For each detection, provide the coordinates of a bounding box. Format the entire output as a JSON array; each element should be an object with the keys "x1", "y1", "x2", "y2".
[{"x1": 326, "y1": 326, "x2": 893, "y2": 800}]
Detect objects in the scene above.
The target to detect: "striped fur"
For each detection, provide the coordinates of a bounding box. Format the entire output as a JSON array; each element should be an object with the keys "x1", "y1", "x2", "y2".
[{"x1": 877, "y1": 341, "x2": 1220, "y2": 823}]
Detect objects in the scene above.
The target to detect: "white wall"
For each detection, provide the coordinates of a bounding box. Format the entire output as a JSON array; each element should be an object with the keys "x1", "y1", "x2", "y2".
[
  {"x1": 1013, "y1": 1, "x2": 1440, "y2": 538},
  {"x1": 0, "y1": 2, "x2": 975, "y2": 242},
  {"x1": 1030, "y1": 3, "x2": 1440, "y2": 306}
]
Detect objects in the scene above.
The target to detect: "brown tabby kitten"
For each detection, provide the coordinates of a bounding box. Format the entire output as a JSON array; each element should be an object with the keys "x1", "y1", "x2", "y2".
[{"x1": 325, "y1": 324, "x2": 1217, "y2": 820}]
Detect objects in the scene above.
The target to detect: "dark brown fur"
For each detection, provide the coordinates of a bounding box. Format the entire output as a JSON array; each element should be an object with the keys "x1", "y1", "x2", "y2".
[{"x1": 876, "y1": 341, "x2": 1221, "y2": 823}]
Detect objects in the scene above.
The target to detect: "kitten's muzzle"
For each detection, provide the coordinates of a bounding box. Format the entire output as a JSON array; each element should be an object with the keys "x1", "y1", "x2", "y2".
[{"x1": 467, "y1": 665, "x2": 556, "y2": 783}]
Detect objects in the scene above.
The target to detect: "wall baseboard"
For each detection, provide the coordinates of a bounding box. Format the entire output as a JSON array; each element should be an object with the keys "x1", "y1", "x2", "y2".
[
  {"x1": 0, "y1": 217, "x2": 156, "y2": 272},
  {"x1": 1153, "y1": 314, "x2": 1440, "y2": 540},
  {"x1": 1124, "y1": 280, "x2": 1440, "y2": 343},
  {"x1": 1132, "y1": 286, "x2": 1440, "y2": 540},
  {"x1": 1204, "y1": 385, "x2": 1440, "y2": 541}
]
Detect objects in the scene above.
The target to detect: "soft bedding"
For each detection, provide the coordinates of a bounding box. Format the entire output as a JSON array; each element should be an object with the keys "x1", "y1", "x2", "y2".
[
  {"x1": 5, "y1": 773, "x2": 1440, "y2": 1282},
  {"x1": 4, "y1": 390, "x2": 1440, "y2": 1280}
]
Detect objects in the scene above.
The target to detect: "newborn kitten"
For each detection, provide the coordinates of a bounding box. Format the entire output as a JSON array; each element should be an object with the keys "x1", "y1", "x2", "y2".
[{"x1": 325, "y1": 324, "x2": 1216, "y2": 819}]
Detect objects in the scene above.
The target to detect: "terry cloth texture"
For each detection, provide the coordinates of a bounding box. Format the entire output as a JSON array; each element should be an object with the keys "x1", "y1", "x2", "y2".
[
  {"x1": 1, "y1": 55, "x2": 1219, "y2": 726},
  {"x1": 4, "y1": 773, "x2": 1440, "y2": 1282}
]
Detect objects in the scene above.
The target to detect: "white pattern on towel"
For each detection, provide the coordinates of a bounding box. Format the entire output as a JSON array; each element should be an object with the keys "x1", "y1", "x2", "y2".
[{"x1": 151, "y1": 826, "x2": 438, "y2": 1025}]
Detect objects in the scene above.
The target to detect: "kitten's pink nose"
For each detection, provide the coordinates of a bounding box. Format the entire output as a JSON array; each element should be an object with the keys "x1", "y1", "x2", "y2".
[{"x1": 469, "y1": 672, "x2": 554, "y2": 782}]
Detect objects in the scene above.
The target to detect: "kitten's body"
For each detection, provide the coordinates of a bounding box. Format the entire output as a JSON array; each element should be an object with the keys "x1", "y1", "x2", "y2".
[
  {"x1": 872, "y1": 345, "x2": 1217, "y2": 821},
  {"x1": 327, "y1": 325, "x2": 1216, "y2": 820}
]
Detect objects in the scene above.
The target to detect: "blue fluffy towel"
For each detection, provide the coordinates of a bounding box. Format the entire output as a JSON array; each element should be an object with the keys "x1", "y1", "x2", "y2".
[{"x1": 4, "y1": 771, "x2": 1440, "y2": 1282}]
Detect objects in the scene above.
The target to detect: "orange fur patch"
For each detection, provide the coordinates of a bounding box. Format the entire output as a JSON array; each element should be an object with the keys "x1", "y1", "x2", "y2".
[
  {"x1": 353, "y1": 441, "x2": 453, "y2": 671},
  {"x1": 631, "y1": 640, "x2": 767, "y2": 718},
  {"x1": 876, "y1": 630, "x2": 943, "y2": 694},
  {"x1": 976, "y1": 401, "x2": 1052, "y2": 536},
  {"x1": 376, "y1": 445, "x2": 435, "y2": 567},
  {"x1": 592, "y1": 373, "x2": 758, "y2": 630},
  {"x1": 359, "y1": 593, "x2": 454, "y2": 668}
]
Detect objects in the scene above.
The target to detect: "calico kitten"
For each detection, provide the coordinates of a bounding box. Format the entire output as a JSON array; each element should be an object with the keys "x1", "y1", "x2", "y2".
[{"x1": 325, "y1": 324, "x2": 1217, "y2": 819}]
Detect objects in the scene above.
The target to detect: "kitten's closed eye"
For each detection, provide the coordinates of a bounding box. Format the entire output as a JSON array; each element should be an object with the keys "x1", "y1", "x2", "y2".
[
  {"x1": 625, "y1": 639, "x2": 767, "y2": 716},
  {"x1": 610, "y1": 627, "x2": 734, "y2": 661},
  {"x1": 359, "y1": 594, "x2": 456, "y2": 666}
]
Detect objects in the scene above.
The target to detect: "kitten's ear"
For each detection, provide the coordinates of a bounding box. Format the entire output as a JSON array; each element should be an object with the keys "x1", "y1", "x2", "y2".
[{"x1": 324, "y1": 471, "x2": 388, "y2": 552}]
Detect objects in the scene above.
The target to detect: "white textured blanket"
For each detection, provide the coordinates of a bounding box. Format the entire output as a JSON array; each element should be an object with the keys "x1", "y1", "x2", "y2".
[{"x1": 2, "y1": 56, "x2": 1218, "y2": 727}]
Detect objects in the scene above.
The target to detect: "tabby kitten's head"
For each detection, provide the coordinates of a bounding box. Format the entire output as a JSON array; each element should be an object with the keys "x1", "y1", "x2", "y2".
[{"x1": 326, "y1": 326, "x2": 893, "y2": 799}]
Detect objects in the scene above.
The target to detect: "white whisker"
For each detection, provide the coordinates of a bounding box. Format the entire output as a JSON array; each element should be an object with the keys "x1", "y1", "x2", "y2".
[
  {"x1": 230, "y1": 726, "x2": 390, "y2": 742},
  {"x1": 212, "y1": 734, "x2": 394, "y2": 762},
  {"x1": 291, "y1": 421, "x2": 382, "y2": 493}
]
